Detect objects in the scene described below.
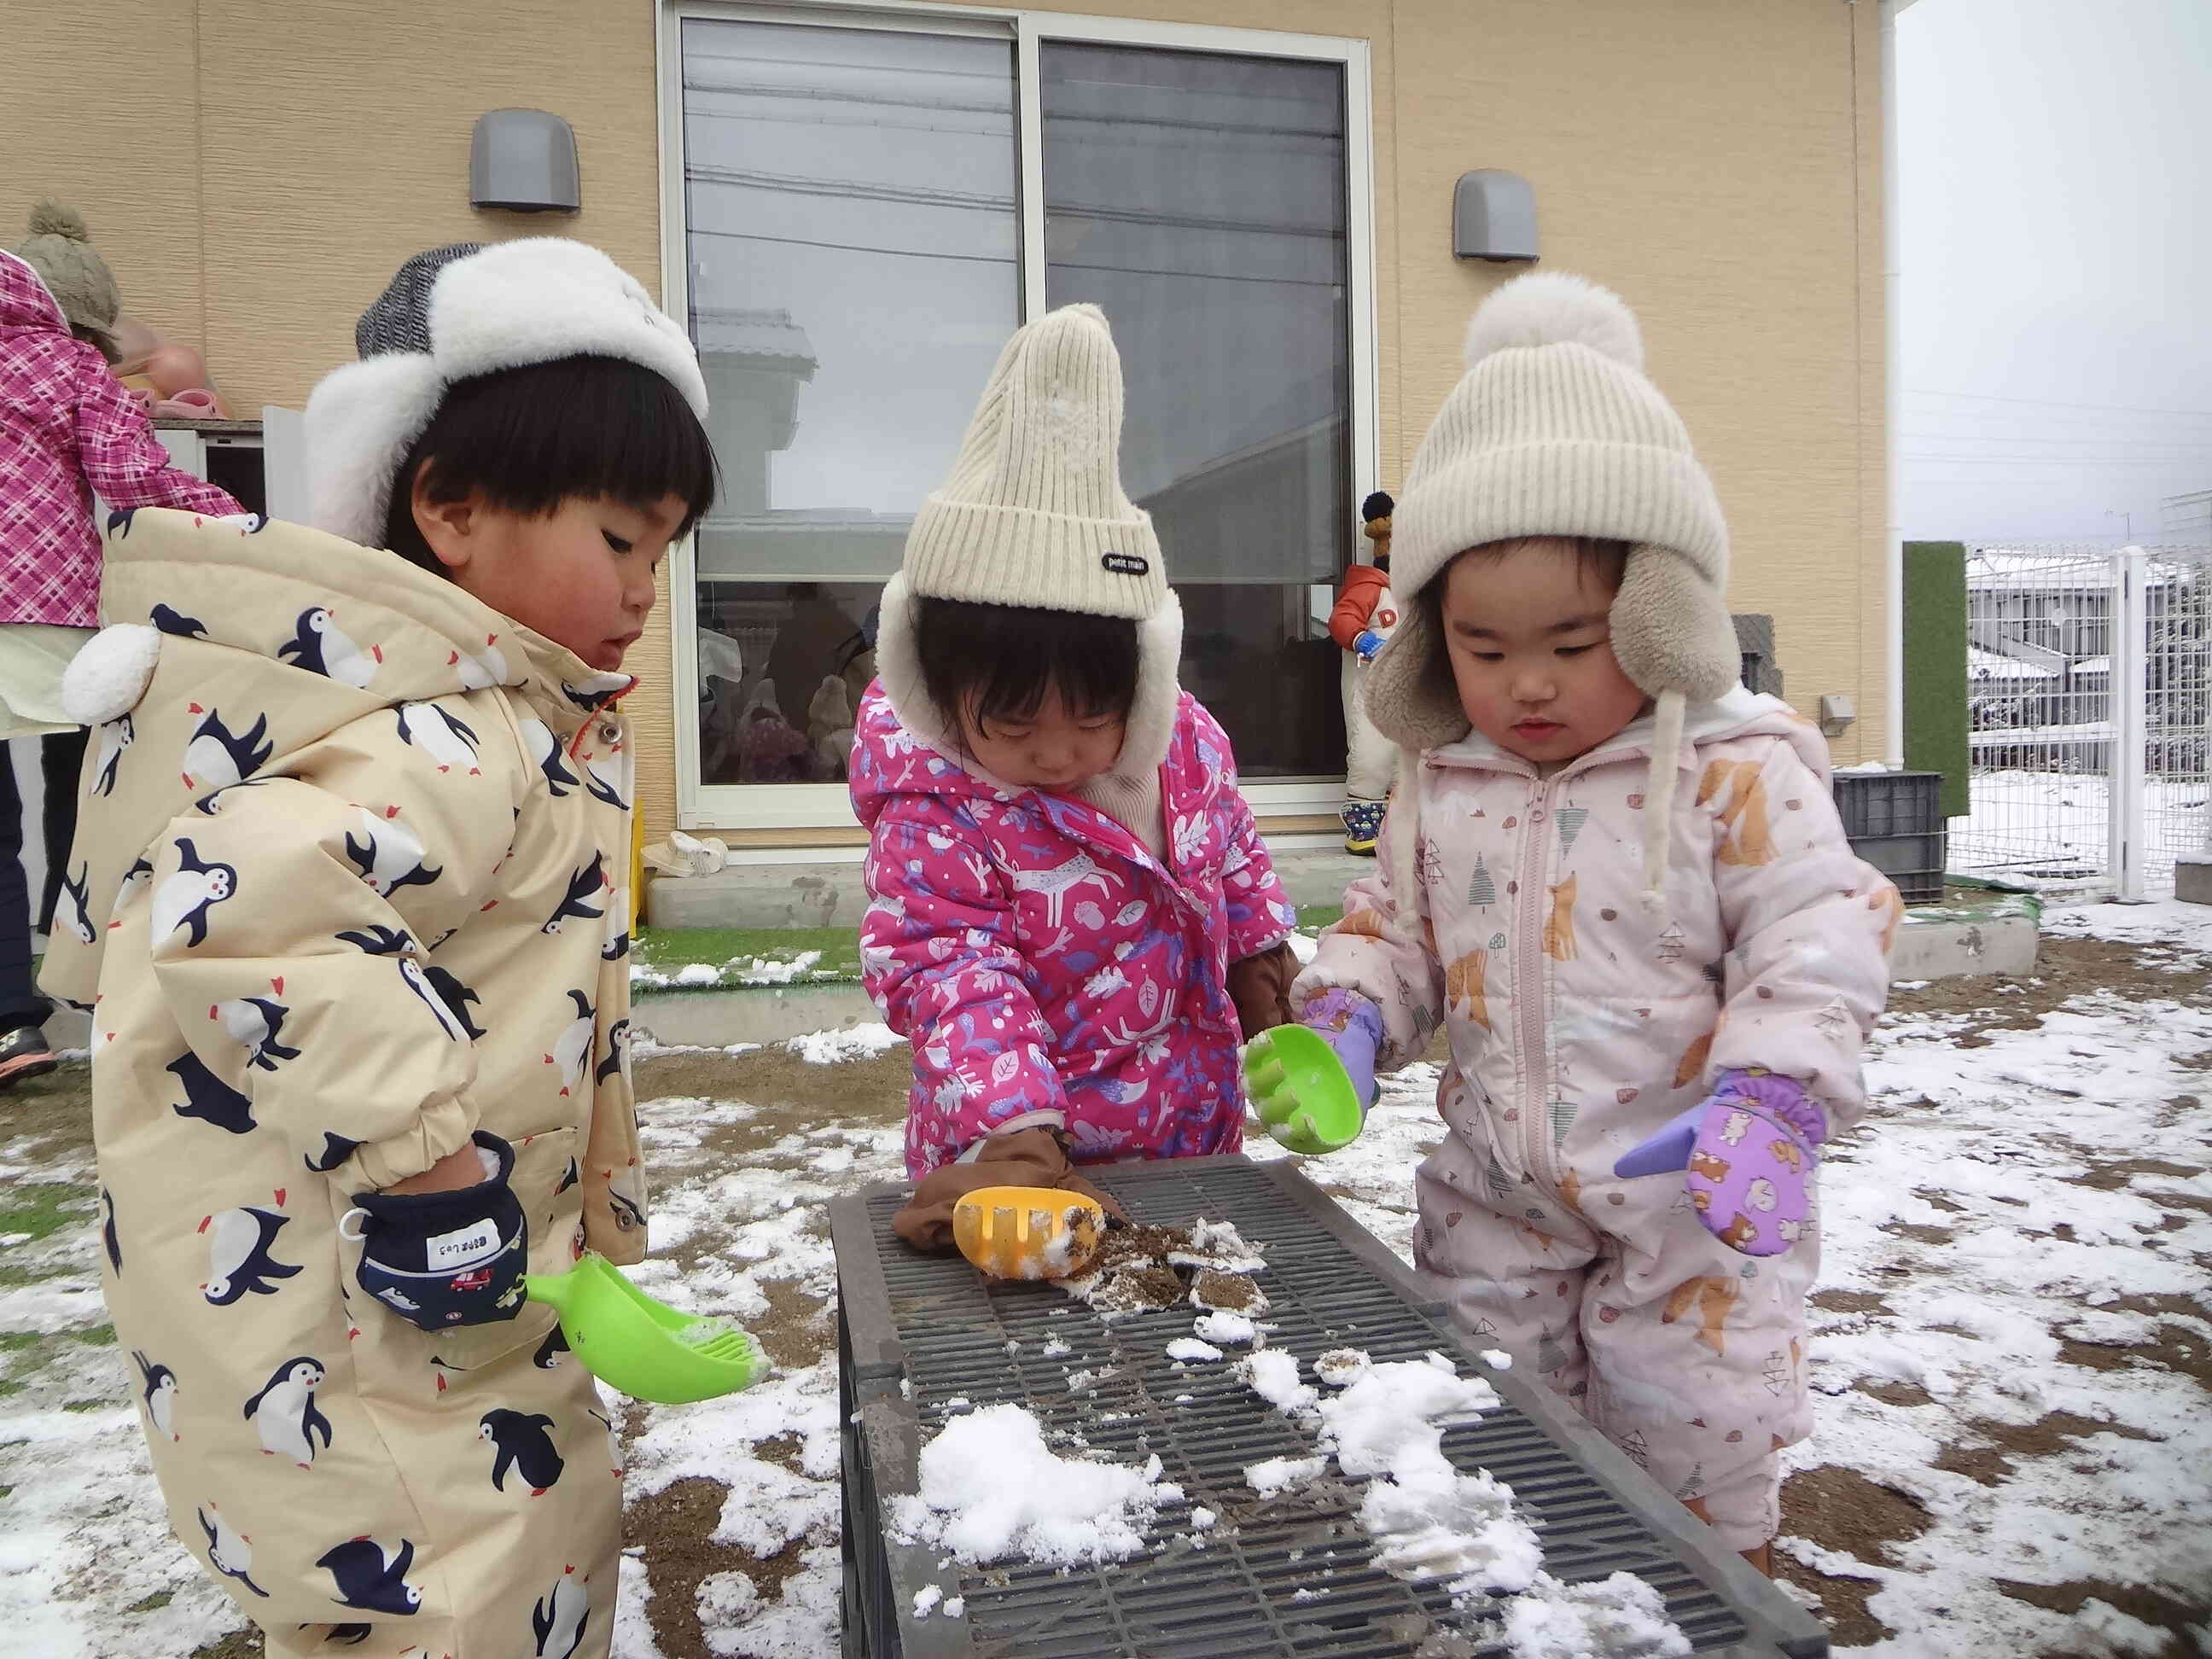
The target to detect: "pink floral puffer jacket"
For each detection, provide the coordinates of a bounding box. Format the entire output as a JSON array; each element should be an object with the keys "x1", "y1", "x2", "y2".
[{"x1": 852, "y1": 685, "x2": 1296, "y2": 1177}]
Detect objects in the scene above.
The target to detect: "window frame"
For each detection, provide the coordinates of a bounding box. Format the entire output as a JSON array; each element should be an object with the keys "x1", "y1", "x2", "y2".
[{"x1": 658, "y1": 0, "x2": 1377, "y2": 832}]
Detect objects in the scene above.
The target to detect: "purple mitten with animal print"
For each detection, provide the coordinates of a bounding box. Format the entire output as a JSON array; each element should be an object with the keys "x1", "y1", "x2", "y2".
[{"x1": 1613, "y1": 1069, "x2": 1826, "y2": 1257}]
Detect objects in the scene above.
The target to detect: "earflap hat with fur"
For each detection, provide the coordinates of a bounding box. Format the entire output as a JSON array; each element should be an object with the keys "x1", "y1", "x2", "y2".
[
  {"x1": 1363, "y1": 272, "x2": 1740, "y2": 908},
  {"x1": 303, "y1": 239, "x2": 707, "y2": 545},
  {"x1": 874, "y1": 302, "x2": 1185, "y2": 788}
]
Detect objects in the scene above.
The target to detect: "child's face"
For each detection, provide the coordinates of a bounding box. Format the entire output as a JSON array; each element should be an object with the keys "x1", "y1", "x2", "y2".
[
  {"x1": 960, "y1": 687, "x2": 1126, "y2": 792},
  {"x1": 414, "y1": 486, "x2": 688, "y2": 673},
  {"x1": 1440, "y1": 538, "x2": 1648, "y2": 768}
]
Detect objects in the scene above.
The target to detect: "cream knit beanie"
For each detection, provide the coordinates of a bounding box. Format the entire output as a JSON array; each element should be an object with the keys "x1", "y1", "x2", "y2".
[
  {"x1": 876, "y1": 304, "x2": 1184, "y2": 786},
  {"x1": 1363, "y1": 272, "x2": 1740, "y2": 909}
]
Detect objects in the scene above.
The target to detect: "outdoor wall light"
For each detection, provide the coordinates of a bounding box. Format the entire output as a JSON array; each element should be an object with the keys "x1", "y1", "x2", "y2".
[
  {"x1": 1452, "y1": 170, "x2": 1537, "y2": 262},
  {"x1": 471, "y1": 109, "x2": 581, "y2": 213}
]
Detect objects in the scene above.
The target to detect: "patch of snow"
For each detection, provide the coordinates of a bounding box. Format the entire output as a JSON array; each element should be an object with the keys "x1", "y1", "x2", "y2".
[
  {"x1": 1167, "y1": 1337, "x2": 1224, "y2": 1364},
  {"x1": 733, "y1": 951, "x2": 824, "y2": 986},
  {"x1": 1244, "y1": 1454, "x2": 1328, "y2": 1498},
  {"x1": 787, "y1": 1024, "x2": 907, "y2": 1065},
  {"x1": 911, "y1": 1585, "x2": 942, "y2": 1617},
  {"x1": 1243, "y1": 1348, "x2": 1318, "y2": 1419},
  {"x1": 890, "y1": 1402, "x2": 1178, "y2": 1565},
  {"x1": 1500, "y1": 1571, "x2": 1691, "y2": 1659},
  {"x1": 942, "y1": 1596, "x2": 965, "y2": 1619},
  {"x1": 1192, "y1": 1311, "x2": 1257, "y2": 1347}
]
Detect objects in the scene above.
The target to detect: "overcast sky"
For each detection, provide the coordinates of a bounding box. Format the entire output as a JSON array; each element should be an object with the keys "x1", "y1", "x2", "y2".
[{"x1": 1898, "y1": 0, "x2": 2212, "y2": 544}]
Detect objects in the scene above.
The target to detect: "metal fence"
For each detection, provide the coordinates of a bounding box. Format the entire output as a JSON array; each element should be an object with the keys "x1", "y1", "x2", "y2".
[{"x1": 1953, "y1": 543, "x2": 2212, "y2": 897}]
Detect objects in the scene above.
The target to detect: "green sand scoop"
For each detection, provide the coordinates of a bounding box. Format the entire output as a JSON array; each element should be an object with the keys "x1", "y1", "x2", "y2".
[
  {"x1": 1244, "y1": 1024, "x2": 1366, "y2": 1155},
  {"x1": 524, "y1": 1254, "x2": 768, "y2": 1405}
]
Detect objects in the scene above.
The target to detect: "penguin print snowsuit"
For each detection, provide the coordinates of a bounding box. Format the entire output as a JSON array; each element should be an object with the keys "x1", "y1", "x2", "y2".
[{"x1": 43, "y1": 509, "x2": 644, "y2": 1658}]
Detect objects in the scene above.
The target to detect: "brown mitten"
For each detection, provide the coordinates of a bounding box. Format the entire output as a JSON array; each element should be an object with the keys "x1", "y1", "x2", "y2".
[
  {"x1": 1226, "y1": 940, "x2": 1298, "y2": 1040},
  {"x1": 893, "y1": 1126, "x2": 1128, "y2": 1252}
]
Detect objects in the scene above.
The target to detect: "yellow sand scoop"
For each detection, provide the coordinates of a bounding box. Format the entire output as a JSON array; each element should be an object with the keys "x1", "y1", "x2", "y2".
[{"x1": 952, "y1": 1186, "x2": 1106, "y2": 1281}]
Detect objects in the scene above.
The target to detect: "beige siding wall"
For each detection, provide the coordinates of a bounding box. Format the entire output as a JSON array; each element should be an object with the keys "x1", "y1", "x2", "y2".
[{"x1": 2, "y1": 0, "x2": 1883, "y2": 847}]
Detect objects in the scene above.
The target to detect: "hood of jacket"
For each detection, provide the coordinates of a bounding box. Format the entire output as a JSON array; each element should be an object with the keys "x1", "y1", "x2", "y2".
[{"x1": 0, "y1": 248, "x2": 69, "y2": 340}]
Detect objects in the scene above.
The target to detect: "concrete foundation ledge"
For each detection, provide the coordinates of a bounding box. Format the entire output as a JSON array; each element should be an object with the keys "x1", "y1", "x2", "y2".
[{"x1": 1889, "y1": 896, "x2": 2040, "y2": 981}]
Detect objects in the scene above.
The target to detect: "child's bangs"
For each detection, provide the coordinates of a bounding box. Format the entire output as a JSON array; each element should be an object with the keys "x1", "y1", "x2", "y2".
[
  {"x1": 423, "y1": 356, "x2": 719, "y2": 532},
  {"x1": 914, "y1": 598, "x2": 1140, "y2": 731}
]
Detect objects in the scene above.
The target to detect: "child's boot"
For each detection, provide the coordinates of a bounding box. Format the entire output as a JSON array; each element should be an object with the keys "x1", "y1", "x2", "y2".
[{"x1": 1342, "y1": 800, "x2": 1384, "y2": 856}]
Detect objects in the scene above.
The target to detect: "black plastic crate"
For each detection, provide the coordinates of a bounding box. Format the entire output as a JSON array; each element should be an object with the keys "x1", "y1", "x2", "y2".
[
  {"x1": 830, "y1": 1155, "x2": 1827, "y2": 1659},
  {"x1": 1849, "y1": 830, "x2": 1946, "y2": 905},
  {"x1": 1831, "y1": 770, "x2": 1943, "y2": 840}
]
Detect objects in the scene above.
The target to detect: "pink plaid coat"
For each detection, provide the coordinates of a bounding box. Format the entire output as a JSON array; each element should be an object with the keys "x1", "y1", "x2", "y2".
[{"x1": 0, "y1": 251, "x2": 242, "y2": 627}]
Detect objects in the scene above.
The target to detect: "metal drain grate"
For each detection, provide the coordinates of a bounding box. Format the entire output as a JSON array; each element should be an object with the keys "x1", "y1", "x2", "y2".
[{"x1": 830, "y1": 1155, "x2": 1826, "y2": 1659}]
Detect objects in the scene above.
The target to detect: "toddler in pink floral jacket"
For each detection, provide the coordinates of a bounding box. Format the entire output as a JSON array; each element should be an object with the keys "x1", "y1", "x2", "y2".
[{"x1": 851, "y1": 306, "x2": 1298, "y2": 1205}]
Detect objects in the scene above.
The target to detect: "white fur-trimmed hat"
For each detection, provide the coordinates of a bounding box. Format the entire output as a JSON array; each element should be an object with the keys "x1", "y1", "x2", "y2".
[{"x1": 304, "y1": 239, "x2": 707, "y2": 545}]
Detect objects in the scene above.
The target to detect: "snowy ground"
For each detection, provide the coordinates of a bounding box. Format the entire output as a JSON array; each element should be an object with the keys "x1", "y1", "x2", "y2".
[{"x1": 0, "y1": 908, "x2": 2207, "y2": 1656}]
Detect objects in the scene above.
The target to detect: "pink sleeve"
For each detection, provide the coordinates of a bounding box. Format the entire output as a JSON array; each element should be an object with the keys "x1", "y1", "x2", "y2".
[
  {"x1": 861, "y1": 792, "x2": 1066, "y2": 1162},
  {"x1": 73, "y1": 370, "x2": 247, "y2": 517},
  {"x1": 1200, "y1": 710, "x2": 1296, "y2": 962},
  {"x1": 1708, "y1": 741, "x2": 1898, "y2": 1131}
]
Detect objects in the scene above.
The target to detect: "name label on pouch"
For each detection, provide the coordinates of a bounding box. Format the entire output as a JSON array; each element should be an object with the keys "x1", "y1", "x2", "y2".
[
  {"x1": 1101, "y1": 553, "x2": 1150, "y2": 577},
  {"x1": 427, "y1": 1219, "x2": 502, "y2": 1268}
]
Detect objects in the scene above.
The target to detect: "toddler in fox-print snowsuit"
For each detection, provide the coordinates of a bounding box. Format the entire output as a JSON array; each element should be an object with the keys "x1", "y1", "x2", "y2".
[
  {"x1": 852, "y1": 305, "x2": 1298, "y2": 1218},
  {"x1": 1295, "y1": 274, "x2": 1896, "y2": 1563}
]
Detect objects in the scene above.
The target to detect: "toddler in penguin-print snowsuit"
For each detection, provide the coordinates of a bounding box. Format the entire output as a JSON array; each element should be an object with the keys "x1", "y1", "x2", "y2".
[{"x1": 41, "y1": 240, "x2": 717, "y2": 1658}]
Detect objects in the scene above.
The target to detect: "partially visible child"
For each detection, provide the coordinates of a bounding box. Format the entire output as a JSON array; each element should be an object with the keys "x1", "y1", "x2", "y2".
[
  {"x1": 851, "y1": 305, "x2": 1300, "y2": 1237},
  {"x1": 1289, "y1": 273, "x2": 1897, "y2": 1572},
  {"x1": 1, "y1": 201, "x2": 244, "y2": 1089},
  {"x1": 1330, "y1": 489, "x2": 1399, "y2": 854},
  {"x1": 42, "y1": 238, "x2": 714, "y2": 1656}
]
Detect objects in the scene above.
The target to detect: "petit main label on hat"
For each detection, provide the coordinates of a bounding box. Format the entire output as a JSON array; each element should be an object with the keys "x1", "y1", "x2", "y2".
[{"x1": 1101, "y1": 554, "x2": 1150, "y2": 577}]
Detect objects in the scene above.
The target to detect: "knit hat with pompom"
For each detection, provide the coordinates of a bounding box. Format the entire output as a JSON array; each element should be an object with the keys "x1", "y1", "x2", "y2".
[
  {"x1": 1360, "y1": 272, "x2": 1739, "y2": 909},
  {"x1": 14, "y1": 201, "x2": 122, "y2": 359}
]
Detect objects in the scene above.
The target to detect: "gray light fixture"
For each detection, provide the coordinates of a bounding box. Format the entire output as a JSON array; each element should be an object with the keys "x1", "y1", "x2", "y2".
[
  {"x1": 470, "y1": 109, "x2": 581, "y2": 213},
  {"x1": 1452, "y1": 170, "x2": 1537, "y2": 262}
]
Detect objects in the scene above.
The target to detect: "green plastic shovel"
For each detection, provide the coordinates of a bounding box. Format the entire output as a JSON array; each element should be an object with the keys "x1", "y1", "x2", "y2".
[
  {"x1": 1243, "y1": 1024, "x2": 1366, "y2": 1155},
  {"x1": 524, "y1": 1253, "x2": 768, "y2": 1405}
]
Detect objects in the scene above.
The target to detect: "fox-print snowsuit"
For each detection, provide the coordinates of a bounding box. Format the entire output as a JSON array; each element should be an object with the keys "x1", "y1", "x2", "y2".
[
  {"x1": 1296, "y1": 690, "x2": 1897, "y2": 1548},
  {"x1": 43, "y1": 508, "x2": 643, "y2": 1657}
]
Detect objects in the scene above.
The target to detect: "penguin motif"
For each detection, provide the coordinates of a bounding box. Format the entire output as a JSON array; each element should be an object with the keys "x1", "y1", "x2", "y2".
[
  {"x1": 532, "y1": 1565, "x2": 590, "y2": 1658},
  {"x1": 244, "y1": 1356, "x2": 334, "y2": 1468},
  {"x1": 199, "y1": 1505, "x2": 268, "y2": 1597},
  {"x1": 201, "y1": 1202, "x2": 300, "y2": 1305},
  {"x1": 180, "y1": 704, "x2": 272, "y2": 792},
  {"x1": 325, "y1": 1627, "x2": 371, "y2": 1648},
  {"x1": 424, "y1": 964, "x2": 488, "y2": 1040},
  {"x1": 587, "y1": 1406, "x2": 624, "y2": 1476},
  {"x1": 594, "y1": 1019, "x2": 631, "y2": 1087},
  {"x1": 152, "y1": 839, "x2": 237, "y2": 946},
  {"x1": 90, "y1": 713, "x2": 133, "y2": 796},
  {"x1": 533, "y1": 1324, "x2": 570, "y2": 1369},
  {"x1": 344, "y1": 806, "x2": 442, "y2": 897},
  {"x1": 335, "y1": 923, "x2": 413, "y2": 958},
  {"x1": 602, "y1": 887, "x2": 630, "y2": 963},
  {"x1": 606, "y1": 1164, "x2": 645, "y2": 1234},
  {"x1": 278, "y1": 606, "x2": 383, "y2": 690},
  {"x1": 546, "y1": 991, "x2": 595, "y2": 1097},
  {"x1": 582, "y1": 743, "x2": 628, "y2": 811},
  {"x1": 394, "y1": 702, "x2": 482, "y2": 776},
  {"x1": 399, "y1": 959, "x2": 469, "y2": 1042},
  {"x1": 480, "y1": 1409, "x2": 566, "y2": 1496},
  {"x1": 542, "y1": 854, "x2": 607, "y2": 935},
  {"x1": 212, "y1": 992, "x2": 301, "y2": 1071},
  {"x1": 555, "y1": 1157, "x2": 580, "y2": 1196},
  {"x1": 166, "y1": 1050, "x2": 256, "y2": 1134},
  {"x1": 150, "y1": 602, "x2": 207, "y2": 637},
  {"x1": 317, "y1": 1536, "x2": 422, "y2": 1615},
  {"x1": 305, "y1": 1131, "x2": 364, "y2": 1173},
  {"x1": 132, "y1": 1349, "x2": 179, "y2": 1441},
  {"x1": 55, "y1": 864, "x2": 96, "y2": 944},
  {"x1": 116, "y1": 856, "x2": 154, "y2": 905},
  {"x1": 521, "y1": 717, "x2": 579, "y2": 796},
  {"x1": 451, "y1": 634, "x2": 510, "y2": 691},
  {"x1": 562, "y1": 672, "x2": 630, "y2": 713},
  {"x1": 100, "y1": 1187, "x2": 121, "y2": 1274}
]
